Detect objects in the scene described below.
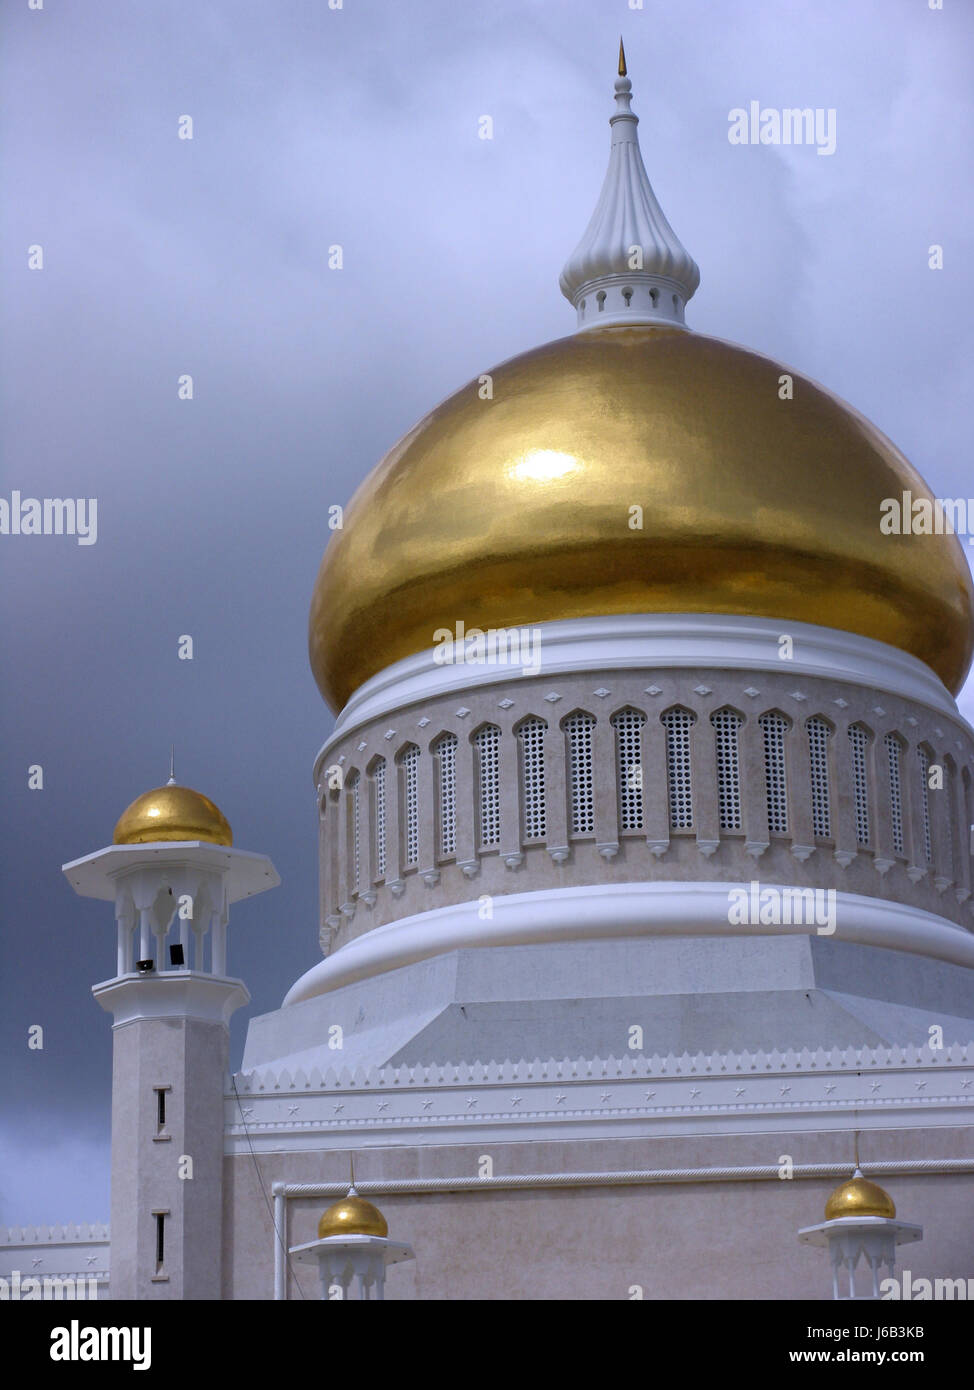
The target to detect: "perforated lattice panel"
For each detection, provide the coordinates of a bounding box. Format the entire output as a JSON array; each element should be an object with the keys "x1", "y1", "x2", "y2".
[
  {"x1": 661, "y1": 708, "x2": 695, "y2": 830},
  {"x1": 435, "y1": 733, "x2": 458, "y2": 858},
  {"x1": 885, "y1": 734, "x2": 904, "y2": 855},
  {"x1": 347, "y1": 773, "x2": 361, "y2": 893},
  {"x1": 848, "y1": 725, "x2": 870, "y2": 846},
  {"x1": 711, "y1": 709, "x2": 743, "y2": 832},
  {"x1": 372, "y1": 760, "x2": 386, "y2": 879},
  {"x1": 474, "y1": 724, "x2": 501, "y2": 848},
  {"x1": 944, "y1": 762, "x2": 955, "y2": 877},
  {"x1": 401, "y1": 745, "x2": 420, "y2": 867},
  {"x1": 917, "y1": 746, "x2": 932, "y2": 864},
  {"x1": 807, "y1": 717, "x2": 833, "y2": 839},
  {"x1": 759, "y1": 713, "x2": 789, "y2": 835},
  {"x1": 564, "y1": 713, "x2": 595, "y2": 835},
  {"x1": 613, "y1": 709, "x2": 646, "y2": 831},
  {"x1": 518, "y1": 718, "x2": 547, "y2": 840}
]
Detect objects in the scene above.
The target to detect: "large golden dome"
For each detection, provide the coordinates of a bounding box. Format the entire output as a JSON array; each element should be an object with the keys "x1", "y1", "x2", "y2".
[
  {"x1": 309, "y1": 326, "x2": 974, "y2": 712},
  {"x1": 113, "y1": 783, "x2": 233, "y2": 846}
]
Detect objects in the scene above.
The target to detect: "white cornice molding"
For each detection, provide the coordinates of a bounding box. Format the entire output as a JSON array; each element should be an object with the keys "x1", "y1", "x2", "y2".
[
  {"x1": 283, "y1": 882, "x2": 974, "y2": 1005},
  {"x1": 93, "y1": 971, "x2": 250, "y2": 1027},
  {"x1": 0, "y1": 1224, "x2": 109, "y2": 1244},
  {"x1": 226, "y1": 1042, "x2": 974, "y2": 1152},
  {"x1": 62, "y1": 841, "x2": 279, "y2": 904},
  {"x1": 236, "y1": 1040, "x2": 973, "y2": 1095},
  {"x1": 314, "y1": 614, "x2": 961, "y2": 777}
]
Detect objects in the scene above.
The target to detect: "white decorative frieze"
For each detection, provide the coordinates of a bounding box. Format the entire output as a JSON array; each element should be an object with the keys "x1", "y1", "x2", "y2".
[{"x1": 226, "y1": 1042, "x2": 974, "y2": 1151}]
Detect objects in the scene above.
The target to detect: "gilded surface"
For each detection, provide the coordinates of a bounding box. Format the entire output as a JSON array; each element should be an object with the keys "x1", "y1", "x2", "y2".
[
  {"x1": 317, "y1": 1196, "x2": 389, "y2": 1239},
  {"x1": 309, "y1": 326, "x2": 974, "y2": 710},
  {"x1": 113, "y1": 785, "x2": 233, "y2": 846},
  {"x1": 825, "y1": 1176, "x2": 896, "y2": 1221}
]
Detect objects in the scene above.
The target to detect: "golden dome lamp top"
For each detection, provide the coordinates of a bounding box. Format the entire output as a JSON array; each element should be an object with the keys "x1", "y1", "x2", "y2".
[
  {"x1": 113, "y1": 758, "x2": 233, "y2": 847},
  {"x1": 317, "y1": 1186, "x2": 389, "y2": 1240},
  {"x1": 824, "y1": 1169, "x2": 896, "y2": 1222}
]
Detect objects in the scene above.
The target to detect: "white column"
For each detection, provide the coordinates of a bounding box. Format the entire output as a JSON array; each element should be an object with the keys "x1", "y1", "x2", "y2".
[
  {"x1": 211, "y1": 911, "x2": 227, "y2": 977},
  {"x1": 138, "y1": 909, "x2": 152, "y2": 964}
]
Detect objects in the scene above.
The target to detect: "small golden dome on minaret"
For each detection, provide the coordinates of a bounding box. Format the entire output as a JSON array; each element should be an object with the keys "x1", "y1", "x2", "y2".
[
  {"x1": 113, "y1": 766, "x2": 233, "y2": 847},
  {"x1": 317, "y1": 1186, "x2": 388, "y2": 1239},
  {"x1": 824, "y1": 1169, "x2": 896, "y2": 1221}
]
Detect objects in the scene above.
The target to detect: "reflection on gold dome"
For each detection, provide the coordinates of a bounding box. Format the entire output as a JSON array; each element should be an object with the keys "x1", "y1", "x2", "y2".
[
  {"x1": 113, "y1": 784, "x2": 233, "y2": 846},
  {"x1": 309, "y1": 326, "x2": 974, "y2": 711},
  {"x1": 825, "y1": 1171, "x2": 896, "y2": 1222},
  {"x1": 509, "y1": 449, "x2": 580, "y2": 484}
]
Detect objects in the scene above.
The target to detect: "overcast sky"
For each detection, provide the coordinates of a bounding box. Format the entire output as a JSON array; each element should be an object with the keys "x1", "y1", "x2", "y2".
[{"x1": 1, "y1": 0, "x2": 972, "y2": 1226}]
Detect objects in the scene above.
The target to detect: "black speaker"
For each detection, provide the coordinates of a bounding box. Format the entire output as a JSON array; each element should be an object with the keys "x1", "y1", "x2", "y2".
[
  {"x1": 135, "y1": 959, "x2": 155, "y2": 974},
  {"x1": 169, "y1": 944, "x2": 185, "y2": 967}
]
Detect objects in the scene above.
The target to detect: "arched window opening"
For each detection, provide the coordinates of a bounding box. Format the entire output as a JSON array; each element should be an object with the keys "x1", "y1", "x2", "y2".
[
  {"x1": 917, "y1": 745, "x2": 933, "y2": 864},
  {"x1": 612, "y1": 708, "x2": 646, "y2": 831},
  {"x1": 807, "y1": 716, "x2": 833, "y2": 839},
  {"x1": 885, "y1": 734, "x2": 904, "y2": 856},
  {"x1": 370, "y1": 759, "x2": 387, "y2": 880},
  {"x1": 711, "y1": 708, "x2": 743, "y2": 832},
  {"x1": 517, "y1": 718, "x2": 547, "y2": 840},
  {"x1": 398, "y1": 744, "x2": 420, "y2": 868},
  {"x1": 433, "y1": 733, "x2": 458, "y2": 859},
  {"x1": 563, "y1": 712, "x2": 596, "y2": 836},
  {"x1": 848, "y1": 725, "x2": 871, "y2": 847},
  {"x1": 346, "y1": 771, "x2": 361, "y2": 895},
  {"x1": 759, "y1": 712, "x2": 790, "y2": 835},
  {"x1": 473, "y1": 724, "x2": 501, "y2": 849},
  {"x1": 661, "y1": 707, "x2": 696, "y2": 830}
]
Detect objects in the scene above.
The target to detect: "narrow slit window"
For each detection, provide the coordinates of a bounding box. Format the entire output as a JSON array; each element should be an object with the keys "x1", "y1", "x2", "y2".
[
  {"x1": 400, "y1": 745, "x2": 420, "y2": 868},
  {"x1": 885, "y1": 734, "x2": 904, "y2": 855},
  {"x1": 564, "y1": 713, "x2": 595, "y2": 836},
  {"x1": 711, "y1": 709, "x2": 743, "y2": 832},
  {"x1": 434, "y1": 733, "x2": 458, "y2": 858},
  {"x1": 371, "y1": 760, "x2": 386, "y2": 880},
  {"x1": 807, "y1": 717, "x2": 833, "y2": 839},
  {"x1": 661, "y1": 707, "x2": 695, "y2": 830},
  {"x1": 612, "y1": 709, "x2": 646, "y2": 831},
  {"x1": 917, "y1": 746, "x2": 932, "y2": 864},
  {"x1": 848, "y1": 724, "x2": 871, "y2": 846},
  {"x1": 759, "y1": 712, "x2": 789, "y2": 835},
  {"x1": 346, "y1": 772, "x2": 361, "y2": 894},
  {"x1": 474, "y1": 725, "x2": 501, "y2": 849},
  {"x1": 517, "y1": 718, "x2": 547, "y2": 840}
]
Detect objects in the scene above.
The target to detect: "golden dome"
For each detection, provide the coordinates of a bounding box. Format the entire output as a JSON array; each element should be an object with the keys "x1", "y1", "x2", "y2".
[
  {"x1": 309, "y1": 326, "x2": 974, "y2": 710},
  {"x1": 825, "y1": 1171, "x2": 896, "y2": 1221},
  {"x1": 113, "y1": 783, "x2": 233, "y2": 846},
  {"x1": 317, "y1": 1190, "x2": 388, "y2": 1239}
]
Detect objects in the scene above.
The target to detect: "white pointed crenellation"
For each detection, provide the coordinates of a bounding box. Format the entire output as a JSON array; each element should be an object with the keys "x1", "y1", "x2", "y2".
[{"x1": 560, "y1": 50, "x2": 699, "y2": 331}]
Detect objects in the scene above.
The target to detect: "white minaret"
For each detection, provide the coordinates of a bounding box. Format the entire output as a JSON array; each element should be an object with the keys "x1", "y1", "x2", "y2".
[
  {"x1": 559, "y1": 37, "x2": 699, "y2": 329},
  {"x1": 63, "y1": 776, "x2": 279, "y2": 1299}
]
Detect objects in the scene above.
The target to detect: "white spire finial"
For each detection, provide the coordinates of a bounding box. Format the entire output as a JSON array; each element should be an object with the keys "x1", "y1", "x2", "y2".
[
  {"x1": 168, "y1": 746, "x2": 175, "y2": 786},
  {"x1": 559, "y1": 48, "x2": 700, "y2": 330}
]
